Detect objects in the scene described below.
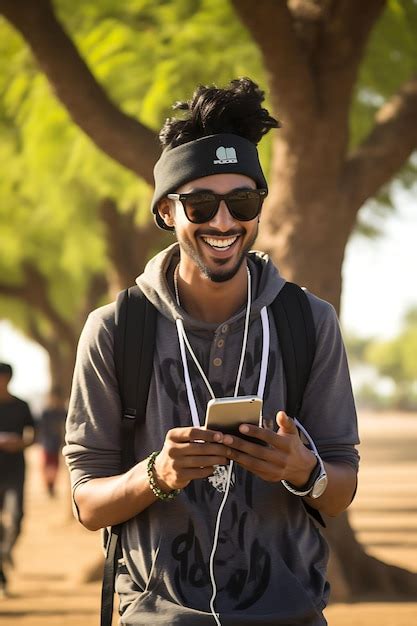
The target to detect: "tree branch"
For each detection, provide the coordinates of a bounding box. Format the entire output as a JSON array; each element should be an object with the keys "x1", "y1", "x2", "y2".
[
  {"x1": 310, "y1": 0, "x2": 386, "y2": 114},
  {"x1": 342, "y1": 74, "x2": 417, "y2": 211},
  {"x1": 0, "y1": 263, "x2": 76, "y2": 346},
  {"x1": 26, "y1": 312, "x2": 56, "y2": 358},
  {"x1": 0, "y1": 0, "x2": 159, "y2": 183},
  {"x1": 230, "y1": 0, "x2": 317, "y2": 123}
]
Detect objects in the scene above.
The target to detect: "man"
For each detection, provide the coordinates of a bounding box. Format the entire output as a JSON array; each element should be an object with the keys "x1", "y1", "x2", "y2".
[
  {"x1": 0, "y1": 362, "x2": 35, "y2": 596},
  {"x1": 64, "y1": 78, "x2": 359, "y2": 625},
  {"x1": 38, "y1": 387, "x2": 66, "y2": 497}
]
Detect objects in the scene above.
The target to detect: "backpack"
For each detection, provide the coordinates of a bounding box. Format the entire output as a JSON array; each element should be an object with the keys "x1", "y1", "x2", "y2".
[{"x1": 101, "y1": 281, "x2": 319, "y2": 626}]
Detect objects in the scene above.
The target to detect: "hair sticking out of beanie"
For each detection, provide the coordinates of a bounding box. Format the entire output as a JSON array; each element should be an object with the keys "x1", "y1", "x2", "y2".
[{"x1": 159, "y1": 77, "x2": 281, "y2": 149}]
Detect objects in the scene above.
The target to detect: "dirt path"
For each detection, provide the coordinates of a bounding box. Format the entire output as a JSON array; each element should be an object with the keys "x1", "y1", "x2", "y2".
[{"x1": 1, "y1": 411, "x2": 416, "y2": 625}]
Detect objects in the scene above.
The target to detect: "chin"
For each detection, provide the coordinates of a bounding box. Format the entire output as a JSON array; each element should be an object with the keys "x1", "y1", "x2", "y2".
[{"x1": 204, "y1": 257, "x2": 246, "y2": 283}]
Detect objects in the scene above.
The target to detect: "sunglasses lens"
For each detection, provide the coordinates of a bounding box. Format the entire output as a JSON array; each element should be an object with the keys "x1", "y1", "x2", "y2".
[
  {"x1": 184, "y1": 193, "x2": 217, "y2": 223},
  {"x1": 227, "y1": 190, "x2": 262, "y2": 221}
]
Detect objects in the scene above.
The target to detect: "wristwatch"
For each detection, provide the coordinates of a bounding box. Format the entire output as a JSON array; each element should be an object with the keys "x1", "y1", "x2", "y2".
[{"x1": 282, "y1": 453, "x2": 328, "y2": 499}]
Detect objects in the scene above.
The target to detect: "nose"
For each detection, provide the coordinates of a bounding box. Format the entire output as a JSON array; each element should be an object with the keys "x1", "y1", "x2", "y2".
[{"x1": 208, "y1": 200, "x2": 235, "y2": 231}]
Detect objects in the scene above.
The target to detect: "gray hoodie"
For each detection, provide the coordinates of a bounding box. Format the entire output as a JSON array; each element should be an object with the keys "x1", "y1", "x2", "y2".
[{"x1": 64, "y1": 243, "x2": 359, "y2": 625}]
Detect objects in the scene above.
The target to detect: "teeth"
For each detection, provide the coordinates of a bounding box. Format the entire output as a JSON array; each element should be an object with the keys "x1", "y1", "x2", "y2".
[{"x1": 202, "y1": 236, "x2": 238, "y2": 249}]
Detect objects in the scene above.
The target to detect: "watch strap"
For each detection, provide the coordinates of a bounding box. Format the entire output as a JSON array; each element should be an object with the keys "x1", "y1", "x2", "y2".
[{"x1": 282, "y1": 454, "x2": 321, "y2": 497}]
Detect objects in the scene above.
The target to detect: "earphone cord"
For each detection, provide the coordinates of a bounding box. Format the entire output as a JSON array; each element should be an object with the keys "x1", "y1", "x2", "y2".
[
  {"x1": 175, "y1": 266, "x2": 250, "y2": 625},
  {"x1": 174, "y1": 265, "x2": 269, "y2": 625}
]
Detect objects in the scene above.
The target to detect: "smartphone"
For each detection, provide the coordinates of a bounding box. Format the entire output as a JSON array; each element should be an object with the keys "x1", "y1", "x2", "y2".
[{"x1": 204, "y1": 395, "x2": 264, "y2": 445}]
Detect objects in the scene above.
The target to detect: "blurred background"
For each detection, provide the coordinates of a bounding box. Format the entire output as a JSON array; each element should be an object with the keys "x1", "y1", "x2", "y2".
[{"x1": 0, "y1": 1, "x2": 416, "y2": 624}]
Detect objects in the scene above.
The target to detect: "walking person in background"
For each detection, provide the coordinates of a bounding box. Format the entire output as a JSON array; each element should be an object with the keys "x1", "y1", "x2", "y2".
[
  {"x1": 38, "y1": 387, "x2": 66, "y2": 498},
  {"x1": 0, "y1": 363, "x2": 35, "y2": 597}
]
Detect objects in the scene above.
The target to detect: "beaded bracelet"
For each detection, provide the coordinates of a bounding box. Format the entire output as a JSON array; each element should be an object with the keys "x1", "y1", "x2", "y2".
[{"x1": 146, "y1": 451, "x2": 181, "y2": 501}]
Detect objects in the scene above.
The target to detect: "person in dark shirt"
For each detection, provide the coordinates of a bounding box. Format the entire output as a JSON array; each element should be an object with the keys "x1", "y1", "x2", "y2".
[
  {"x1": 0, "y1": 363, "x2": 35, "y2": 597},
  {"x1": 38, "y1": 388, "x2": 66, "y2": 497}
]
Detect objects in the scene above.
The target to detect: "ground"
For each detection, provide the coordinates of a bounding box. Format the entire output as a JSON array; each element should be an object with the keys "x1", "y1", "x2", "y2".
[{"x1": 0, "y1": 411, "x2": 416, "y2": 625}]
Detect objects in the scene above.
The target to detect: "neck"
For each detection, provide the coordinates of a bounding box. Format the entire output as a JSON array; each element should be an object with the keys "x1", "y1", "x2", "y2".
[{"x1": 176, "y1": 260, "x2": 249, "y2": 324}]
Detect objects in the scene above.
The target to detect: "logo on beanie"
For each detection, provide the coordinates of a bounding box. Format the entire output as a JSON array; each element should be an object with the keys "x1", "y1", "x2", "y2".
[{"x1": 213, "y1": 146, "x2": 238, "y2": 164}]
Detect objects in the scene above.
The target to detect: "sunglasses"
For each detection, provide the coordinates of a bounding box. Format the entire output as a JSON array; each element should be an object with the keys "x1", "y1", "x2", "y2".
[{"x1": 167, "y1": 188, "x2": 267, "y2": 224}]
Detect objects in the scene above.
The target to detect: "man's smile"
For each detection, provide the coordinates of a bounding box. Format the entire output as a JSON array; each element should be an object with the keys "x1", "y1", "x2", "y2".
[{"x1": 201, "y1": 235, "x2": 240, "y2": 251}]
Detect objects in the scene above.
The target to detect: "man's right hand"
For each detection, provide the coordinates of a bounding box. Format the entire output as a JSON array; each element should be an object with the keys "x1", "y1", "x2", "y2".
[
  {"x1": 74, "y1": 427, "x2": 229, "y2": 531},
  {"x1": 153, "y1": 427, "x2": 229, "y2": 492}
]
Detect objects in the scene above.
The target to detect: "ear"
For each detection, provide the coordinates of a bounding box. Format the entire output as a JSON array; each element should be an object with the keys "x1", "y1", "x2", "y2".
[{"x1": 158, "y1": 198, "x2": 175, "y2": 229}]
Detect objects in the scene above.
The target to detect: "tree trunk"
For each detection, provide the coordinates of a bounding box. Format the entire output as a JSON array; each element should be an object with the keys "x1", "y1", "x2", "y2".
[
  {"x1": 257, "y1": 125, "x2": 356, "y2": 304},
  {"x1": 257, "y1": 130, "x2": 417, "y2": 600},
  {"x1": 46, "y1": 341, "x2": 77, "y2": 401}
]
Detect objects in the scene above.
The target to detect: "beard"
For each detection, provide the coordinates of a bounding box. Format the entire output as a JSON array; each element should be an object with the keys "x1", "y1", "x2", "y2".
[{"x1": 176, "y1": 224, "x2": 259, "y2": 283}]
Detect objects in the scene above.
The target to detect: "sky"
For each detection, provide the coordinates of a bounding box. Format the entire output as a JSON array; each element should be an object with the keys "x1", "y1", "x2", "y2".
[
  {"x1": 341, "y1": 187, "x2": 417, "y2": 338},
  {"x1": 0, "y1": 187, "x2": 416, "y2": 407}
]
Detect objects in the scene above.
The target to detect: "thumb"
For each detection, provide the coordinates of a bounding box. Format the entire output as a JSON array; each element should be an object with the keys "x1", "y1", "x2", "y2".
[{"x1": 276, "y1": 411, "x2": 297, "y2": 435}]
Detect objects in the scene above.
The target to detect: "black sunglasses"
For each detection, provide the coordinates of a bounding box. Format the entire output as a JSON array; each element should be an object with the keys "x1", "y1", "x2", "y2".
[{"x1": 167, "y1": 188, "x2": 268, "y2": 224}]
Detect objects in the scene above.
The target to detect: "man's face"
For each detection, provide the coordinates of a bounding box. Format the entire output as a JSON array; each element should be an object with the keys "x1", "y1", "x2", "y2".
[{"x1": 161, "y1": 173, "x2": 260, "y2": 283}]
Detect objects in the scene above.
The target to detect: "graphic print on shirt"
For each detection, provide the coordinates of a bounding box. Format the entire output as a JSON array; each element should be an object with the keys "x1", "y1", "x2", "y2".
[{"x1": 172, "y1": 468, "x2": 271, "y2": 610}]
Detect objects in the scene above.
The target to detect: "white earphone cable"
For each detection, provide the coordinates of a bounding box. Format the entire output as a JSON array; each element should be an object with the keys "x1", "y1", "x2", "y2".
[{"x1": 174, "y1": 264, "x2": 270, "y2": 624}]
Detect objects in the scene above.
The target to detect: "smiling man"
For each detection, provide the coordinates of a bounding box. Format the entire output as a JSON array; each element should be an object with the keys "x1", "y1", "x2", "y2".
[{"x1": 64, "y1": 78, "x2": 359, "y2": 626}]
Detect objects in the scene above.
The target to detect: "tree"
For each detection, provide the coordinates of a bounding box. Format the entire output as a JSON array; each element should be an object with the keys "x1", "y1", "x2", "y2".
[
  {"x1": 0, "y1": 16, "x2": 169, "y2": 393},
  {"x1": 1, "y1": 0, "x2": 417, "y2": 599}
]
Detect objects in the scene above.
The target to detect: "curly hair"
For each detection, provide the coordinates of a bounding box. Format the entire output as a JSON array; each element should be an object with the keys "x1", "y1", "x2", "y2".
[{"x1": 159, "y1": 77, "x2": 280, "y2": 149}]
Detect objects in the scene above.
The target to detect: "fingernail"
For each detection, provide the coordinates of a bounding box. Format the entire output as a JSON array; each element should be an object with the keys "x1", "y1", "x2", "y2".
[
  {"x1": 240, "y1": 425, "x2": 249, "y2": 433},
  {"x1": 214, "y1": 432, "x2": 222, "y2": 442}
]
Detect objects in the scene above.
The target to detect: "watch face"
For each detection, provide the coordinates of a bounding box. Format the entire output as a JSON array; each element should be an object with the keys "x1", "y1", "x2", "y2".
[{"x1": 311, "y1": 474, "x2": 328, "y2": 499}]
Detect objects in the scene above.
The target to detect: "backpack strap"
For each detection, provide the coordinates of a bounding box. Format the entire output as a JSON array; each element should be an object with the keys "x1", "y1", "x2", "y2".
[
  {"x1": 114, "y1": 285, "x2": 157, "y2": 471},
  {"x1": 271, "y1": 282, "x2": 324, "y2": 528},
  {"x1": 101, "y1": 285, "x2": 157, "y2": 626},
  {"x1": 270, "y1": 282, "x2": 316, "y2": 418}
]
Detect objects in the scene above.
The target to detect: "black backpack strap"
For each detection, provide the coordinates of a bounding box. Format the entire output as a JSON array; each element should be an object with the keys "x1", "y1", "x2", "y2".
[
  {"x1": 271, "y1": 282, "x2": 325, "y2": 528},
  {"x1": 101, "y1": 285, "x2": 157, "y2": 626},
  {"x1": 100, "y1": 524, "x2": 122, "y2": 626},
  {"x1": 270, "y1": 282, "x2": 316, "y2": 418},
  {"x1": 114, "y1": 285, "x2": 157, "y2": 471}
]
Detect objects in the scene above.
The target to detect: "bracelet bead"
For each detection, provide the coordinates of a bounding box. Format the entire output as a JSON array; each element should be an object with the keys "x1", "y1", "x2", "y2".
[{"x1": 146, "y1": 451, "x2": 181, "y2": 501}]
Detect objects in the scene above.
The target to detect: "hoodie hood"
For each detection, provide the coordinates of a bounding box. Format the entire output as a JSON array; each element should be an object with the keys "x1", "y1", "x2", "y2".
[{"x1": 136, "y1": 243, "x2": 286, "y2": 331}]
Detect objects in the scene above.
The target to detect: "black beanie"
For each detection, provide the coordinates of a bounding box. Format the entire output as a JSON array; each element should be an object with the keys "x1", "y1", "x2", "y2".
[{"x1": 151, "y1": 133, "x2": 267, "y2": 230}]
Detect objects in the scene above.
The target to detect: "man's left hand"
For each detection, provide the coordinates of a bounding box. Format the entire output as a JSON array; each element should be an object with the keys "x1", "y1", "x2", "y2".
[{"x1": 222, "y1": 410, "x2": 317, "y2": 485}]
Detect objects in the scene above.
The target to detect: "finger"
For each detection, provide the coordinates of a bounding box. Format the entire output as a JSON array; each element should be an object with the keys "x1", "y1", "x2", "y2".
[
  {"x1": 276, "y1": 411, "x2": 298, "y2": 435},
  {"x1": 167, "y1": 427, "x2": 224, "y2": 444},
  {"x1": 236, "y1": 424, "x2": 278, "y2": 447},
  {"x1": 225, "y1": 425, "x2": 290, "y2": 455},
  {"x1": 224, "y1": 429, "x2": 275, "y2": 457},
  {"x1": 226, "y1": 448, "x2": 278, "y2": 476},
  {"x1": 173, "y1": 442, "x2": 231, "y2": 457}
]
